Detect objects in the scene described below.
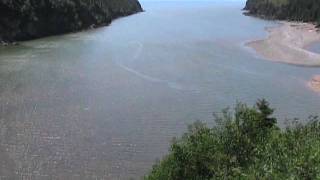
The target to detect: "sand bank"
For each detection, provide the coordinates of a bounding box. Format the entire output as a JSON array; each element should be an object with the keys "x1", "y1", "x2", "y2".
[
  {"x1": 247, "y1": 22, "x2": 320, "y2": 66},
  {"x1": 247, "y1": 22, "x2": 320, "y2": 93},
  {"x1": 308, "y1": 75, "x2": 320, "y2": 93}
]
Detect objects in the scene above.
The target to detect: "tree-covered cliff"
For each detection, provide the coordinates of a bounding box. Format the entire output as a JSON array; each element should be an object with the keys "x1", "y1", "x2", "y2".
[
  {"x1": 0, "y1": 0, "x2": 142, "y2": 43},
  {"x1": 244, "y1": 0, "x2": 320, "y2": 25}
]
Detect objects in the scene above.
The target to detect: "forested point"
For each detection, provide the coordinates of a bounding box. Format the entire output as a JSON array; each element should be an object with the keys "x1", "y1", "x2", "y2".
[
  {"x1": 244, "y1": 0, "x2": 320, "y2": 26},
  {"x1": 145, "y1": 100, "x2": 320, "y2": 179},
  {"x1": 0, "y1": 0, "x2": 143, "y2": 42}
]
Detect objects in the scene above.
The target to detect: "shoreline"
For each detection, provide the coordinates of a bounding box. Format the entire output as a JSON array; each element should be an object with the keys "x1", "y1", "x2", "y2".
[
  {"x1": 0, "y1": 1, "x2": 143, "y2": 44},
  {"x1": 246, "y1": 22, "x2": 320, "y2": 93},
  {"x1": 308, "y1": 75, "x2": 320, "y2": 93}
]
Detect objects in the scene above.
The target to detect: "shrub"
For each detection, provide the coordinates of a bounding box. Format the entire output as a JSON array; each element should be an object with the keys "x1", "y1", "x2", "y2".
[{"x1": 145, "y1": 100, "x2": 320, "y2": 180}]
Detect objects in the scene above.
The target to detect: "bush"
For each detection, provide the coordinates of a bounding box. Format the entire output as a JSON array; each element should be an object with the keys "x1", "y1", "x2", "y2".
[{"x1": 145, "y1": 100, "x2": 320, "y2": 180}]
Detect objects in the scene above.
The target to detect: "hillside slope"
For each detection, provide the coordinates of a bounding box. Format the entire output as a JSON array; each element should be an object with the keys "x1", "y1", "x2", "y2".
[
  {"x1": 0, "y1": 0, "x2": 142, "y2": 42},
  {"x1": 244, "y1": 0, "x2": 320, "y2": 25}
]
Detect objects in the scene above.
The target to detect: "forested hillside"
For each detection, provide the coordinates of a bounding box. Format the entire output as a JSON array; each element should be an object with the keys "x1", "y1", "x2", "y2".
[
  {"x1": 0, "y1": 0, "x2": 142, "y2": 43},
  {"x1": 244, "y1": 0, "x2": 320, "y2": 25}
]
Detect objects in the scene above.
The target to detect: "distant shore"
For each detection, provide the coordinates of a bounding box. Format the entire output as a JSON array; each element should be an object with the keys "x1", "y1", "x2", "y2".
[{"x1": 246, "y1": 22, "x2": 320, "y2": 93}]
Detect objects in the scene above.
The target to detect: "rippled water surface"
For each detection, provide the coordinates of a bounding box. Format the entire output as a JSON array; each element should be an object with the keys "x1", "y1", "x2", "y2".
[
  {"x1": 0, "y1": 1, "x2": 320, "y2": 179},
  {"x1": 309, "y1": 42, "x2": 320, "y2": 54}
]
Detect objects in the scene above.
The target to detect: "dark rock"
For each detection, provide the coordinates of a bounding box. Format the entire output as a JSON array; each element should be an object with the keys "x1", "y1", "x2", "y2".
[{"x1": 0, "y1": 0, "x2": 143, "y2": 43}]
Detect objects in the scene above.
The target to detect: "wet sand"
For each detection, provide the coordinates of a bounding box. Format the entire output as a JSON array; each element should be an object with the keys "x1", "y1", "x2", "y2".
[
  {"x1": 309, "y1": 75, "x2": 320, "y2": 93},
  {"x1": 247, "y1": 22, "x2": 320, "y2": 92}
]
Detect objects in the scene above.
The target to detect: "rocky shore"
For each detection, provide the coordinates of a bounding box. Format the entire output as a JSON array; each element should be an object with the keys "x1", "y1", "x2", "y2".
[{"x1": 0, "y1": 0, "x2": 143, "y2": 43}]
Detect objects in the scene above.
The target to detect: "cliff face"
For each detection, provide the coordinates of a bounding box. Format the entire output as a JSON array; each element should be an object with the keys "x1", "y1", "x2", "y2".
[
  {"x1": 244, "y1": 0, "x2": 320, "y2": 25},
  {"x1": 0, "y1": 0, "x2": 142, "y2": 42}
]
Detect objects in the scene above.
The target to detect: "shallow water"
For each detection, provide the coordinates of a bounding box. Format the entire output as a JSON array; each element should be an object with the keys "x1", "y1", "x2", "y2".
[
  {"x1": 308, "y1": 42, "x2": 320, "y2": 54},
  {"x1": 0, "y1": 1, "x2": 320, "y2": 179}
]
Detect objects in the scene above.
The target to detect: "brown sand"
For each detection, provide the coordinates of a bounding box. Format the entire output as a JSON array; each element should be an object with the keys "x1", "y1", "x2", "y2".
[
  {"x1": 247, "y1": 22, "x2": 320, "y2": 93},
  {"x1": 308, "y1": 75, "x2": 320, "y2": 93}
]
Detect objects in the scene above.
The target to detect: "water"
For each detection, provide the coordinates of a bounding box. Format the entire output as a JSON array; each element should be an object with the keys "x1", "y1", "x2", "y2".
[
  {"x1": 0, "y1": 1, "x2": 320, "y2": 179},
  {"x1": 308, "y1": 42, "x2": 320, "y2": 54}
]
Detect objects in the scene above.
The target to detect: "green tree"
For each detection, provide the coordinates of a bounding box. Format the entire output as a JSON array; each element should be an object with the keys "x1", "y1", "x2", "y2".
[{"x1": 145, "y1": 100, "x2": 320, "y2": 180}]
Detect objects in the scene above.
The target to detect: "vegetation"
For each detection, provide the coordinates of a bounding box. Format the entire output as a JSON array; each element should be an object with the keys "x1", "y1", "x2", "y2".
[
  {"x1": 0, "y1": 0, "x2": 142, "y2": 42},
  {"x1": 145, "y1": 100, "x2": 320, "y2": 180},
  {"x1": 244, "y1": 0, "x2": 320, "y2": 25}
]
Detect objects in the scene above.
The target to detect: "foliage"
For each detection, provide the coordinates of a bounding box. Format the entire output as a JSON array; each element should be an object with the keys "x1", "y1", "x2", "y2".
[
  {"x1": 0, "y1": 0, "x2": 142, "y2": 41},
  {"x1": 145, "y1": 100, "x2": 320, "y2": 180},
  {"x1": 244, "y1": 0, "x2": 320, "y2": 25}
]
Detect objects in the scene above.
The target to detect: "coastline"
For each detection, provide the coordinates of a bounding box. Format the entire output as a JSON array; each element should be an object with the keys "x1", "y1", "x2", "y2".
[
  {"x1": 0, "y1": 0, "x2": 143, "y2": 44},
  {"x1": 308, "y1": 75, "x2": 320, "y2": 93},
  {"x1": 246, "y1": 22, "x2": 320, "y2": 93}
]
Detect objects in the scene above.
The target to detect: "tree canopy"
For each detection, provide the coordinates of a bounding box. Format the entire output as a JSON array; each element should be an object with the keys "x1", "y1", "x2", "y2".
[
  {"x1": 145, "y1": 100, "x2": 320, "y2": 179},
  {"x1": 244, "y1": 0, "x2": 320, "y2": 25}
]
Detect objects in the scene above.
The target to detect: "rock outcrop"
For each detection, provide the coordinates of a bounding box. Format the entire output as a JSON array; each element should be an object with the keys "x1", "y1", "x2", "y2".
[{"x1": 0, "y1": 0, "x2": 142, "y2": 42}]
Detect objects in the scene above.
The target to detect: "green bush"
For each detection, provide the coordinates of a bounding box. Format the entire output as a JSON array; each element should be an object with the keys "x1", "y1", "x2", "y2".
[{"x1": 145, "y1": 100, "x2": 320, "y2": 180}]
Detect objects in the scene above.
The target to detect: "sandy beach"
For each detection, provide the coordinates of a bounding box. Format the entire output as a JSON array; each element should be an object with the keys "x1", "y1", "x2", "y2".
[
  {"x1": 308, "y1": 75, "x2": 320, "y2": 93},
  {"x1": 247, "y1": 22, "x2": 320, "y2": 92}
]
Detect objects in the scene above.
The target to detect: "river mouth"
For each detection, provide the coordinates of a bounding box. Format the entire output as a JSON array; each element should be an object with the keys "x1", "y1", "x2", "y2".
[{"x1": 0, "y1": 1, "x2": 320, "y2": 179}]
